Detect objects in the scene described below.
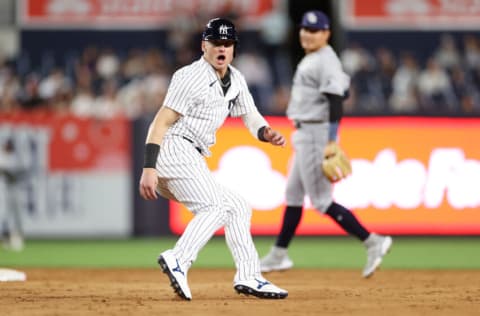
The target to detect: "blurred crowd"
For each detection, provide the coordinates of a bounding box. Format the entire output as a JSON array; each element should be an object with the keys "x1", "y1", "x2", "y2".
[
  {"x1": 342, "y1": 34, "x2": 480, "y2": 115},
  {"x1": 0, "y1": 46, "x2": 172, "y2": 118},
  {"x1": 0, "y1": 0, "x2": 294, "y2": 118},
  {"x1": 1, "y1": 29, "x2": 480, "y2": 118}
]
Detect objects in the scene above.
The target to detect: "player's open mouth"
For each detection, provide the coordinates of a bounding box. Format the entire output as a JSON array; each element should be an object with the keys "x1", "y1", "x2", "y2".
[{"x1": 217, "y1": 55, "x2": 226, "y2": 61}]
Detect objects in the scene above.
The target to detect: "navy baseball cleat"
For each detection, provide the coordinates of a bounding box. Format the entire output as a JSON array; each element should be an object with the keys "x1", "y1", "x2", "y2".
[
  {"x1": 234, "y1": 277, "x2": 288, "y2": 299},
  {"x1": 158, "y1": 249, "x2": 192, "y2": 300}
]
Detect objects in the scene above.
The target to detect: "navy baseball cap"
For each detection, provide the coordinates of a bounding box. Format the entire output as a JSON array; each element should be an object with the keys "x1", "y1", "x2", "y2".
[{"x1": 300, "y1": 10, "x2": 330, "y2": 30}]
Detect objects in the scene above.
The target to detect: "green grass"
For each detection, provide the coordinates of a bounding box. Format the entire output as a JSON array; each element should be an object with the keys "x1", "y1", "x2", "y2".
[{"x1": 1, "y1": 236, "x2": 479, "y2": 269}]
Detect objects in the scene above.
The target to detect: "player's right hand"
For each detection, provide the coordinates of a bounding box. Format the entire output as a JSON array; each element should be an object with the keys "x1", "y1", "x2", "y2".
[
  {"x1": 264, "y1": 126, "x2": 286, "y2": 147},
  {"x1": 139, "y1": 168, "x2": 159, "y2": 200}
]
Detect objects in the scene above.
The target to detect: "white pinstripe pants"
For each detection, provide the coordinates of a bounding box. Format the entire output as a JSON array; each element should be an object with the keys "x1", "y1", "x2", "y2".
[{"x1": 156, "y1": 136, "x2": 260, "y2": 281}]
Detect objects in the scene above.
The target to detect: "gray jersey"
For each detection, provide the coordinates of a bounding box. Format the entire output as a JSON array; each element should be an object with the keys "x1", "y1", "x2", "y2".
[
  {"x1": 285, "y1": 45, "x2": 350, "y2": 213},
  {"x1": 286, "y1": 45, "x2": 350, "y2": 122},
  {"x1": 163, "y1": 57, "x2": 257, "y2": 156}
]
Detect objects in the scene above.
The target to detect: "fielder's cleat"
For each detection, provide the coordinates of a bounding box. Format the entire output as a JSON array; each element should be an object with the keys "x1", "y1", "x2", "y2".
[
  {"x1": 260, "y1": 246, "x2": 293, "y2": 272},
  {"x1": 158, "y1": 249, "x2": 192, "y2": 300},
  {"x1": 234, "y1": 277, "x2": 288, "y2": 299},
  {"x1": 363, "y1": 234, "x2": 393, "y2": 278},
  {"x1": 2, "y1": 232, "x2": 24, "y2": 252}
]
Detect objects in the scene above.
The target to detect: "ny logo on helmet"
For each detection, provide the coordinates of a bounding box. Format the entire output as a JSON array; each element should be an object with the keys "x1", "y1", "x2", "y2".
[{"x1": 219, "y1": 25, "x2": 231, "y2": 35}]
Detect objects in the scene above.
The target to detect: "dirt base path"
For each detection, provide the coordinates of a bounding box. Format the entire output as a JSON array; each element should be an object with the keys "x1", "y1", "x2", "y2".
[{"x1": 1, "y1": 268, "x2": 479, "y2": 316}]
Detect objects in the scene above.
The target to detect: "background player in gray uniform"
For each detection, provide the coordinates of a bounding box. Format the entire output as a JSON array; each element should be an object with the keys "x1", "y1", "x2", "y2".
[
  {"x1": 0, "y1": 131, "x2": 31, "y2": 251},
  {"x1": 260, "y1": 10, "x2": 393, "y2": 278},
  {"x1": 139, "y1": 18, "x2": 288, "y2": 300}
]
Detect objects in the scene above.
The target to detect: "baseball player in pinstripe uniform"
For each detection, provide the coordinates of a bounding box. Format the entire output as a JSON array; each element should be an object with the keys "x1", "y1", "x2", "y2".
[
  {"x1": 139, "y1": 18, "x2": 288, "y2": 300},
  {"x1": 260, "y1": 10, "x2": 393, "y2": 278}
]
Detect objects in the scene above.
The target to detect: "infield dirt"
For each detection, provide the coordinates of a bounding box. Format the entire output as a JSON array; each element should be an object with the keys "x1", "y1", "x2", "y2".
[{"x1": 1, "y1": 268, "x2": 479, "y2": 315}]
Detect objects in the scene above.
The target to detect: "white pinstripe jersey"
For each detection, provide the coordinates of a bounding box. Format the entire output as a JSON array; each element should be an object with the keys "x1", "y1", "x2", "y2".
[
  {"x1": 163, "y1": 57, "x2": 257, "y2": 156},
  {"x1": 286, "y1": 45, "x2": 350, "y2": 122}
]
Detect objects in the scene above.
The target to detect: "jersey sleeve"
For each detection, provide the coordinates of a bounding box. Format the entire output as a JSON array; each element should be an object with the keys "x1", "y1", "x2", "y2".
[
  {"x1": 229, "y1": 71, "x2": 257, "y2": 117},
  {"x1": 319, "y1": 59, "x2": 350, "y2": 96},
  {"x1": 162, "y1": 70, "x2": 194, "y2": 115}
]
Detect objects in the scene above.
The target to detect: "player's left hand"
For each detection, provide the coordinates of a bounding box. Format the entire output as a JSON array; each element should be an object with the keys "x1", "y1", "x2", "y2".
[
  {"x1": 322, "y1": 142, "x2": 352, "y2": 182},
  {"x1": 263, "y1": 127, "x2": 286, "y2": 147}
]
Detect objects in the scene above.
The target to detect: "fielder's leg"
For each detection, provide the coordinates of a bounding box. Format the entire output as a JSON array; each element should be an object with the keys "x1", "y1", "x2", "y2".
[
  {"x1": 260, "y1": 153, "x2": 304, "y2": 272},
  {"x1": 3, "y1": 182, "x2": 24, "y2": 251},
  {"x1": 324, "y1": 204, "x2": 392, "y2": 278}
]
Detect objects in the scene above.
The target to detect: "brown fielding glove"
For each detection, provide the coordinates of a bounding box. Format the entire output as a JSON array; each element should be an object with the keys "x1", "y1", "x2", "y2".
[{"x1": 322, "y1": 142, "x2": 352, "y2": 182}]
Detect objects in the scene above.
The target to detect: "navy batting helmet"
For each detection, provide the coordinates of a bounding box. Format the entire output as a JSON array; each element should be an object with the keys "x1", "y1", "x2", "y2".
[{"x1": 202, "y1": 18, "x2": 238, "y2": 42}]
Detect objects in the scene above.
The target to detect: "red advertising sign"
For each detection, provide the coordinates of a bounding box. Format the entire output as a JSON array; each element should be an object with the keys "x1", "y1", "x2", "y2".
[
  {"x1": 0, "y1": 111, "x2": 130, "y2": 171},
  {"x1": 343, "y1": 0, "x2": 480, "y2": 29},
  {"x1": 19, "y1": 0, "x2": 273, "y2": 28},
  {"x1": 0, "y1": 111, "x2": 132, "y2": 237},
  {"x1": 170, "y1": 117, "x2": 480, "y2": 236}
]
